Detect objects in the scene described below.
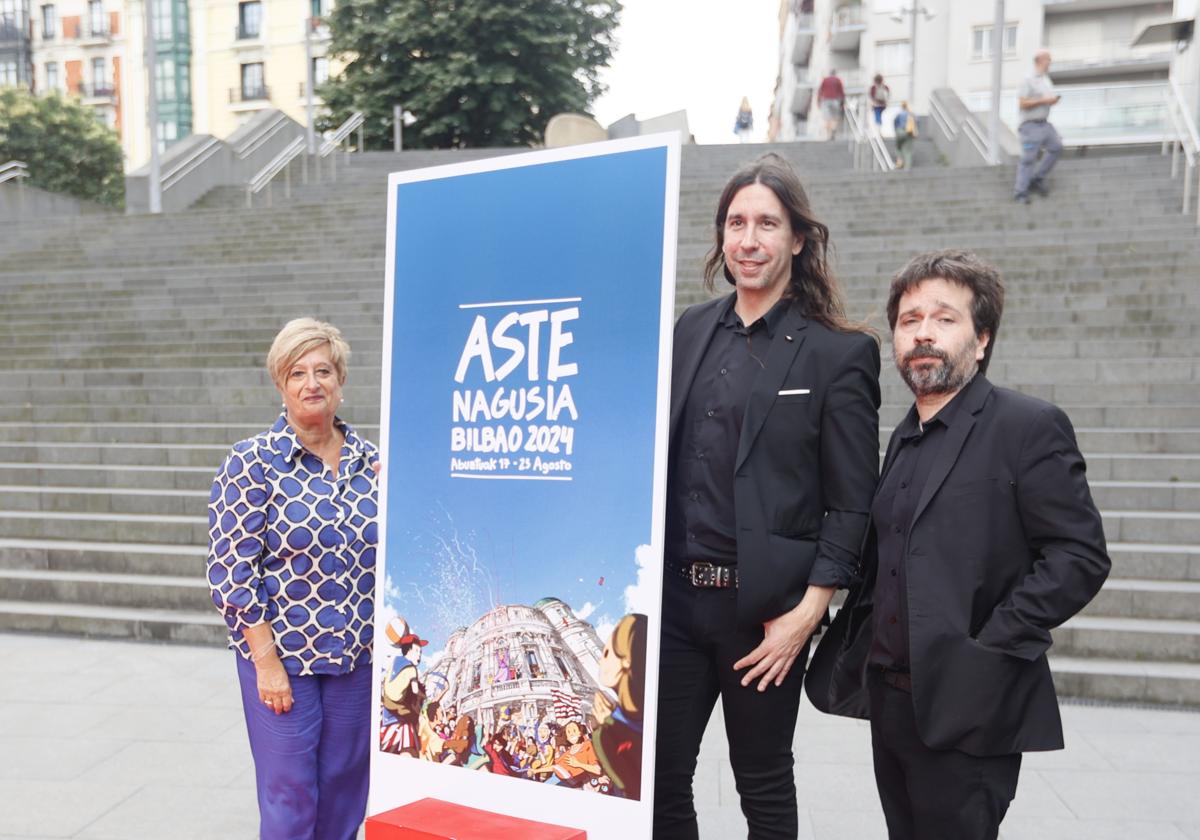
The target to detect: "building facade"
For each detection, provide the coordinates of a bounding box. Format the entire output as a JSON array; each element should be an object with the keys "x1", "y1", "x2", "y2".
[
  {"x1": 430, "y1": 597, "x2": 605, "y2": 735},
  {"x1": 1, "y1": 0, "x2": 33, "y2": 90},
  {"x1": 771, "y1": 0, "x2": 1185, "y2": 144}
]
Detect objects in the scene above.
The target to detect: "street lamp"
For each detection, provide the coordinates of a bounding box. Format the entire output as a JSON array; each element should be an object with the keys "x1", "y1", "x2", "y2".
[{"x1": 890, "y1": 1, "x2": 935, "y2": 104}]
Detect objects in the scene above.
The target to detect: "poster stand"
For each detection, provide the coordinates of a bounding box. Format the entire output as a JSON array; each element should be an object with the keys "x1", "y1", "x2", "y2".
[{"x1": 366, "y1": 798, "x2": 586, "y2": 839}]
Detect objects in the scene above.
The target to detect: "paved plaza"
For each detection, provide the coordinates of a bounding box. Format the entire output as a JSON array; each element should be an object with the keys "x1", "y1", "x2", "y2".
[{"x1": 2, "y1": 632, "x2": 1198, "y2": 839}]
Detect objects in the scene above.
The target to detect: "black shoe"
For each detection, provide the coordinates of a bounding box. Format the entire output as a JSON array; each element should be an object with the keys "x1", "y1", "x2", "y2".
[
  {"x1": 1029, "y1": 178, "x2": 1049, "y2": 197},
  {"x1": 1014, "y1": 192, "x2": 1031, "y2": 204}
]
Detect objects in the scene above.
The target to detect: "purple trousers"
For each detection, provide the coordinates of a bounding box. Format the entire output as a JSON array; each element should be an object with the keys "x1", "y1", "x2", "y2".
[{"x1": 235, "y1": 653, "x2": 371, "y2": 840}]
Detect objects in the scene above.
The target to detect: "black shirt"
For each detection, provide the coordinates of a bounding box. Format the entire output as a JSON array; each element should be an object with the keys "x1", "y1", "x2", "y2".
[
  {"x1": 665, "y1": 297, "x2": 791, "y2": 565},
  {"x1": 867, "y1": 384, "x2": 971, "y2": 671}
]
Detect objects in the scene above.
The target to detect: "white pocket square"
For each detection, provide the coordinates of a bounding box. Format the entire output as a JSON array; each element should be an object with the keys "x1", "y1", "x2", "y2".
[{"x1": 777, "y1": 388, "x2": 811, "y2": 396}]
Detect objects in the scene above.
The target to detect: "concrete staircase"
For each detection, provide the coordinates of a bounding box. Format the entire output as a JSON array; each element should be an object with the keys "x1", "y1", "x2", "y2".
[{"x1": 0, "y1": 141, "x2": 1197, "y2": 707}]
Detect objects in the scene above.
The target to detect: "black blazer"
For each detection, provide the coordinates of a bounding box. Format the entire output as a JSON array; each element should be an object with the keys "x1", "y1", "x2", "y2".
[
  {"x1": 670, "y1": 294, "x2": 881, "y2": 627},
  {"x1": 806, "y1": 375, "x2": 1111, "y2": 756}
]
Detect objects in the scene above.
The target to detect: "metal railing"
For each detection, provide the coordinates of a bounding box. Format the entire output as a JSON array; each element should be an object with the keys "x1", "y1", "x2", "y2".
[
  {"x1": 229, "y1": 85, "x2": 270, "y2": 104},
  {"x1": 1163, "y1": 78, "x2": 1200, "y2": 227},
  {"x1": 930, "y1": 91, "x2": 996, "y2": 164},
  {"x1": 246, "y1": 136, "x2": 307, "y2": 208},
  {"x1": 0, "y1": 160, "x2": 29, "y2": 209},
  {"x1": 79, "y1": 82, "x2": 116, "y2": 98},
  {"x1": 317, "y1": 111, "x2": 364, "y2": 182},
  {"x1": 844, "y1": 97, "x2": 895, "y2": 173}
]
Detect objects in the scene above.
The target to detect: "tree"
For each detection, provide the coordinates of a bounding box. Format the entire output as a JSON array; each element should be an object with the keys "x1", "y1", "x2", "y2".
[
  {"x1": 321, "y1": 0, "x2": 621, "y2": 149},
  {"x1": 0, "y1": 87, "x2": 125, "y2": 207}
]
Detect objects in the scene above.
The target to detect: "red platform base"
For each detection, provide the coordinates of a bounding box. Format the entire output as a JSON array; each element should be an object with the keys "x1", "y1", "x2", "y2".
[{"x1": 366, "y1": 798, "x2": 587, "y2": 840}]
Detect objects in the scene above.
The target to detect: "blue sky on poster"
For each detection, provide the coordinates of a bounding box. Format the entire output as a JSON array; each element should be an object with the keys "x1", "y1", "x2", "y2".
[
  {"x1": 379, "y1": 148, "x2": 670, "y2": 664},
  {"x1": 591, "y1": 0, "x2": 782, "y2": 145}
]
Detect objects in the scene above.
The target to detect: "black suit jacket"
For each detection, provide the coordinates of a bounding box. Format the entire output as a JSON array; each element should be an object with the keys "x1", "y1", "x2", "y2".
[
  {"x1": 670, "y1": 294, "x2": 881, "y2": 627},
  {"x1": 806, "y1": 374, "x2": 1111, "y2": 756}
]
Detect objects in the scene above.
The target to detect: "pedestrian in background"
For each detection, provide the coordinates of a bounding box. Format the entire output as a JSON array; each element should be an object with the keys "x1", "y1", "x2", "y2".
[
  {"x1": 870, "y1": 74, "x2": 890, "y2": 127},
  {"x1": 1014, "y1": 50, "x2": 1063, "y2": 204},
  {"x1": 817, "y1": 69, "x2": 845, "y2": 140},
  {"x1": 734, "y1": 96, "x2": 754, "y2": 143},
  {"x1": 893, "y1": 101, "x2": 917, "y2": 170}
]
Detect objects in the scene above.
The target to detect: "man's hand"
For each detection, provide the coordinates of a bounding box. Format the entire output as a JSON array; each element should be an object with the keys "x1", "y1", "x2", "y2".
[{"x1": 733, "y1": 585, "x2": 836, "y2": 692}]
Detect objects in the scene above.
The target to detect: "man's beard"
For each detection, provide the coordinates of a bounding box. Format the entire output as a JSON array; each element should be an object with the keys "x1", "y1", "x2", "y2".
[{"x1": 896, "y1": 339, "x2": 979, "y2": 397}]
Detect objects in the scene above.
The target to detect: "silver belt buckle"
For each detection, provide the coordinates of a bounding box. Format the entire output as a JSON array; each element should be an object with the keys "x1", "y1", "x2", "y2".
[{"x1": 690, "y1": 561, "x2": 714, "y2": 587}]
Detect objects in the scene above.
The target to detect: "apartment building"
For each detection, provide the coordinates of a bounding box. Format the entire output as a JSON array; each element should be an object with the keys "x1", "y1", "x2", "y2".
[
  {"x1": 1, "y1": 0, "x2": 33, "y2": 89},
  {"x1": 771, "y1": 0, "x2": 1186, "y2": 144},
  {"x1": 191, "y1": 0, "x2": 336, "y2": 143}
]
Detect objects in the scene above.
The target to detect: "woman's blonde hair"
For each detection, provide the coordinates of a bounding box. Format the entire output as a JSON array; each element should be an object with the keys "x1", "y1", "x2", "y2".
[
  {"x1": 611, "y1": 613, "x2": 648, "y2": 717},
  {"x1": 266, "y1": 318, "x2": 351, "y2": 386}
]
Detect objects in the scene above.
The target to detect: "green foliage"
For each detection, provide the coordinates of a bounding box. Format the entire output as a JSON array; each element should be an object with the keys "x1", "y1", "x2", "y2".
[
  {"x1": 0, "y1": 87, "x2": 125, "y2": 207},
  {"x1": 320, "y1": 0, "x2": 621, "y2": 149}
]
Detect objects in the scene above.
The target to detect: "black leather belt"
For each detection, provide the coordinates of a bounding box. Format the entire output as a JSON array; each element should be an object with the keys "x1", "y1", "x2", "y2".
[
  {"x1": 666, "y1": 559, "x2": 738, "y2": 589},
  {"x1": 880, "y1": 669, "x2": 912, "y2": 693}
]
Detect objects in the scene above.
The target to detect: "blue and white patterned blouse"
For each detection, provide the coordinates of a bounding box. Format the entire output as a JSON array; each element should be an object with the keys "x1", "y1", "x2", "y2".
[{"x1": 206, "y1": 412, "x2": 379, "y2": 676}]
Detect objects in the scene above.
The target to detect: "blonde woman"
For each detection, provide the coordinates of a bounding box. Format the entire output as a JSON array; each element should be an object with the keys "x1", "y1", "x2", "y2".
[{"x1": 207, "y1": 317, "x2": 379, "y2": 839}]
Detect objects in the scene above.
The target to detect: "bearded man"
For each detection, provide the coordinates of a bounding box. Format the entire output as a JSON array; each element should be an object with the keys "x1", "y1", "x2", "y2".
[{"x1": 806, "y1": 249, "x2": 1110, "y2": 840}]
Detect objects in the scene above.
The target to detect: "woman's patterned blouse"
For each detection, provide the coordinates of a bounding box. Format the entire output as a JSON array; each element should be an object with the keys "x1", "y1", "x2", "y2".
[{"x1": 206, "y1": 412, "x2": 379, "y2": 676}]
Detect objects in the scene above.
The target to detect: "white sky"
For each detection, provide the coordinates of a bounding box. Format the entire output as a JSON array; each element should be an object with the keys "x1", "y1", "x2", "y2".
[{"x1": 591, "y1": 0, "x2": 783, "y2": 145}]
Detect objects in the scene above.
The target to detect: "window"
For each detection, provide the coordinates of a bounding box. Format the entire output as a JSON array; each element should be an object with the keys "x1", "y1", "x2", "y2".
[
  {"x1": 156, "y1": 57, "x2": 175, "y2": 100},
  {"x1": 0, "y1": 0, "x2": 17, "y2": 34},
  {"x1": 45, "y1": 60, "x2": 58, "y2": 89},
  {"x1": 156, "y1": 119, "x2": 178, "y2": 152},
  {"x1": 311, "y1": 55, "x2": 328, "y2": 86},
  {"x1": 875, "y1": 39, "x2": 911, "y2": 78},
  {"x1": 238, "y1": 0, "x2": 261, "y2": 39},
  {"x1": 91, "y1": 56, "x2": 108, "y2": 92},
  {"x1": 41, "y1": 4, "x2": 55, "y2": 38},
  {"x1": 0, "y1": 61, "x2": 17, "y2": 87},
  {"x1": 311, "y1": 0, "x2": 329, "y2": 19},
  {"x1": 178, "y1": 61, "x2": 189, "y2": 98},
  {"x1": 241, "y1": 62, "x2": 265, "y2": 99},
  {"x1": 972, "y1": 23, "x2": 1017, "y2": 60},
  {"x1": 87, "y1": 0, "x2": 103, "y2": 35},
  {"x1": 151, "y1": 0, "x2": 170, "y2": 39}
]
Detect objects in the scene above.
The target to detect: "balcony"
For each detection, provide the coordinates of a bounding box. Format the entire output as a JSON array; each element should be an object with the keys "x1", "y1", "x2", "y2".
[
  {"x1": 79, "y1": 22, "x2": 111, "y2": 45},
  {"x1": 297, "y1": 81, "x2": 325, "y2": 101},
  {"x1": 792, "y1": 13, "x2": 814, "y2": 66},
  {"x1": 229, "y1": 85, "x2": 269, "y2": 104},
  {"x1": 830, "y1": 2, "x2": 864, "y2": 52},
  {"x1": 234, "y1": 24, "x2": 261, "y2": 42},
  {"x1": 79, "y1": 82, "x2": 115, "y2": 101},
  {"x1": 1045, "y1": 38, "x2": 1172, "y2": 81}
]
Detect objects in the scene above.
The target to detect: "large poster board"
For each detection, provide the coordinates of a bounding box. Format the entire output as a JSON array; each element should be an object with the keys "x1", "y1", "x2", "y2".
[{"x1": 371, "y1": 134, "x2": 680, "y2": 838}]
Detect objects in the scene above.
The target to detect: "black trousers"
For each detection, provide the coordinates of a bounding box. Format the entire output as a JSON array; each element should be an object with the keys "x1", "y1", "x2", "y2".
[
  {"x1": 869, "y1": 670, "x2": 1021, "y2": 840},
  {"x1": 653, "y1": 574, "x2": 808, "y2": 840}
]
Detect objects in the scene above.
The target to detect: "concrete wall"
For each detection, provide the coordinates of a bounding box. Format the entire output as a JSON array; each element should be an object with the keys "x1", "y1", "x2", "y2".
[
  {"x1": 0, "y1": 180, "x2": 114, "y2": 220},
  {"x1": 125, "y1": 108, "x2": 305, "y2": 213}
]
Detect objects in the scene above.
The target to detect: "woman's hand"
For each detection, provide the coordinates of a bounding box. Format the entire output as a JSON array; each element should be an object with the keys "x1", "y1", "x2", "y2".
[{"x1": 256, "y1": 654, "x2": 294, "y2": 715}]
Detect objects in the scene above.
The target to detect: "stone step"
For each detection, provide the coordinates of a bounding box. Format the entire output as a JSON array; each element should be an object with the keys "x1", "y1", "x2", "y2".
[
  {"x1": 1108, "y1": 543, "x2": 1200, "y2": 581},
  {"x1": 0, "y1": 568, "x2": 212, "y2": 610},
  {"x1": 1084, "y1": 578, "x2": 1200, "y2": 621},
  {"x1": 1102, "y1": 510, "x2": 1200, "y2": 544},
  {"x1": 0, "y1": 485, "x2": 206, "y2": 516},
  {"x1": 0, "y1": 462, "x2": 212, "y2": 490},
  {"x1": 0, "y1": 536, "x2": 204, "y2": 576},
  {"x1": 1050, "y1": 655, "x2": 1200, "y2": 706},
  {"x1": 1054, "y1": 615, "x2": 1200, "y2": 664},
  {"x1": 0, "y1": 599, "x2": 226, "y2": 644},
  {"x1": 1090, "y1": 482, "x2": 1200, "y2": 511},
  {"x1": 0, "y1": 510, "x2": 207, "y2": 545}
]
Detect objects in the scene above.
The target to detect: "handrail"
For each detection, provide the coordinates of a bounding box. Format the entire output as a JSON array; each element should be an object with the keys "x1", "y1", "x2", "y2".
[
  {"x1": 1162, "y1": 79, "x2": 1199, "y2": 226},
  {"x1": 0, "y1": 160, "x2": 30, "y2": 185},
  {"x1": 961, "y1": 118, "x2": 991, "y2": 162},
  {"x1": 319, "y1": 111, "x2": 364, "y2": 157},
  {"x1": 930, "y1": 90, "x2": 999, "y2": 165},
  {"x1": 246, "y1": 136, "x2": 306, "y2": 207},
  {"x1": 844, "y1": 98, "x2": 895, "y2": 173},
  {"x1": 928, "y1": 94, "x2": 958, "y2": 140},
  {"x1": 160, "y1": 137, "x2": 223, "y2": 192}
]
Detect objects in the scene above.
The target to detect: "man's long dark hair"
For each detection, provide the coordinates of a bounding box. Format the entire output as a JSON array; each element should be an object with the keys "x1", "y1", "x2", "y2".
[{"x1": 703, "y1": 154, "x2": 865, "y2": 334}]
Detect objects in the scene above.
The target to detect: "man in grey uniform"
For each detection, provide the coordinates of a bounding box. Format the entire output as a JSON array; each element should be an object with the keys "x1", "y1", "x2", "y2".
[{"x1": 1013, "y1": 50, "x2": 1062, "y2": 204}]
